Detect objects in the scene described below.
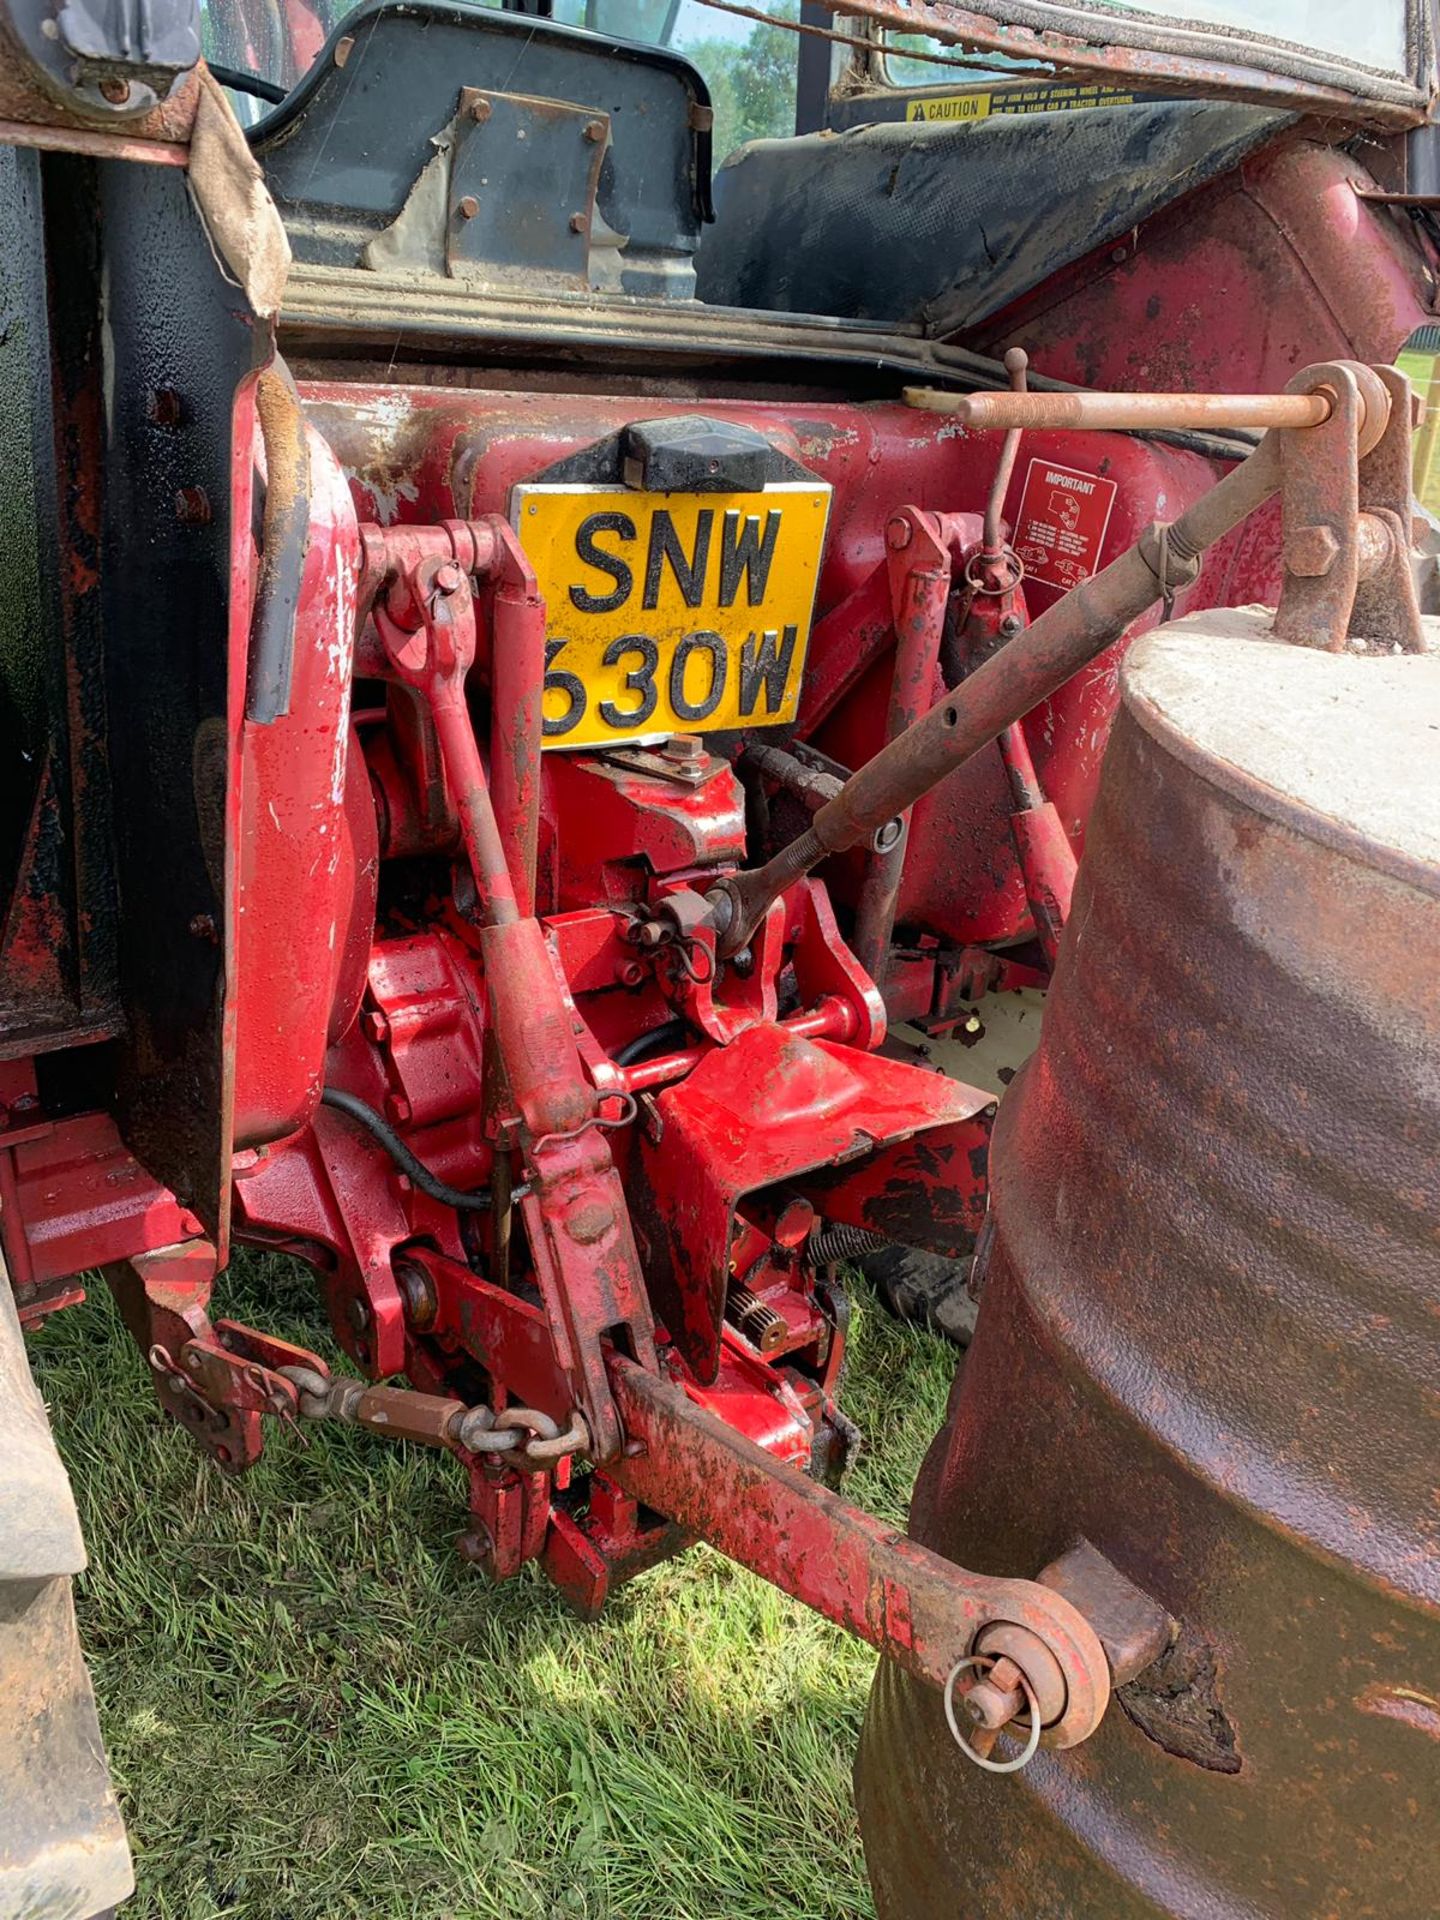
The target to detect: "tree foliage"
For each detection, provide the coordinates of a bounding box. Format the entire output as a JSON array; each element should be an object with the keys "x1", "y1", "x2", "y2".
[{"x1": 683, "y1": 2, "x2": 798, "y2": 161}]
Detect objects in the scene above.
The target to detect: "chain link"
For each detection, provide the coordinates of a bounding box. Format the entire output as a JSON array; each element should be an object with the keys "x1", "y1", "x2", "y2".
[{"x1": 275, "y1": 1365, "x2": 589, "y2": 1466}]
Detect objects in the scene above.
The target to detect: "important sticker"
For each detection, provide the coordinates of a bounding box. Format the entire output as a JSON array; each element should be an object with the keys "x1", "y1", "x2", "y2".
[{"x1": 1012, "y1": 459, "x2": 1118, "y2": 593}]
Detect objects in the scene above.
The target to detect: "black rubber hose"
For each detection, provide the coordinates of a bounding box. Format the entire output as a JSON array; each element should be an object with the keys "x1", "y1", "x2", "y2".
[
  {"x1": 320, "y1": 1087, "x2": 528, "y2": 1211},
  {"x1": 611, "y1": 1018, "x2": 693, "y2": 1069},
  {"x1": 208, "y1": 62, "x2": 288, "y2": 103}
]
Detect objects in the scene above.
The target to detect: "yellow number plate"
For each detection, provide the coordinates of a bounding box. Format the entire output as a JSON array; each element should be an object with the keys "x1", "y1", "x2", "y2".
[{"x1": 512, "y1": 481, "x2": 832, "y2": 750}]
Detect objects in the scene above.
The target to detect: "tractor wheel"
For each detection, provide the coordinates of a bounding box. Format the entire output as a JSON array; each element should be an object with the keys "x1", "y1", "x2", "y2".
[{"x1": 0, "y1": 1275, "x2": 133, "y2": 1918}]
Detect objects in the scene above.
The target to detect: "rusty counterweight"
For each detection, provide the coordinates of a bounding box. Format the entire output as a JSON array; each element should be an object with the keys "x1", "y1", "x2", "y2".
[{"x1": 858, "y1": 616, "x2": 1440, "y2": 1917}]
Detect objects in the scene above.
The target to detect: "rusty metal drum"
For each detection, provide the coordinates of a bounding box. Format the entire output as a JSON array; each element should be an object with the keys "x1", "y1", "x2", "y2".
[{"x1": 857, "y1": 613, "x2": 1440, "y2": 1919}]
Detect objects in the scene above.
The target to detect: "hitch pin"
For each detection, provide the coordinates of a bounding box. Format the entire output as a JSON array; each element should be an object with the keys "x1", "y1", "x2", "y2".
[{"x1": 980, "y1": 347, "x2": 1030, "y2": 562}]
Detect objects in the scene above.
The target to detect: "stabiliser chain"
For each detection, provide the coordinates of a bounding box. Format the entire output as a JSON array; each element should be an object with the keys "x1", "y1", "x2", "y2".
[{"x1": 276, "y1": 1363, "x2": 590, "y2": 1467}]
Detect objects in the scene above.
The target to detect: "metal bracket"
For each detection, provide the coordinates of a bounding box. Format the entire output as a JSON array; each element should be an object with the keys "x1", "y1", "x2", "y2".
[
  {"x1": 1273, "y1": 360, "x2": 1424, "y2": 652},
  {"x1": 447, "y1": 88, "x2": 608, "y2": 288}
]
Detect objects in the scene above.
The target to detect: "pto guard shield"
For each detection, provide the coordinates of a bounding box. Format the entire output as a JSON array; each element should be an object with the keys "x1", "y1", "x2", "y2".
[{"x1": 639, "y1": 1021, "x2": 993, "y2": 1382}]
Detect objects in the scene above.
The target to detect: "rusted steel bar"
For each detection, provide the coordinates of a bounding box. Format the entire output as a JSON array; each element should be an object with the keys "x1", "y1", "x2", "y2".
[
  {"x1": 606, "y1": 1354, "x2": 1111, "y2": 1748},
  {"x1": 708, "y1": 422, "x2": 1304, "y2": 959},
  {"x1": 852, "y1": 515, "x2": 952, "y2": 983},
  {"x1": 905, "y1": 387, "x2": 1334, "y2": 434},
  {"x1": 489, "y1": 565, "x2": 545, "y2": 919},
  {"x1": 982, "y1": 348, "x2": 1030, "y2": 553},
  {"x1": 740, "y1": 741, "x2": 843, "y2": 813}
]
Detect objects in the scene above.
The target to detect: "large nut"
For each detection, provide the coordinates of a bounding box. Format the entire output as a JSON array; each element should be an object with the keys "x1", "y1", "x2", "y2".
[{"x1": 1285, "y1": 523, "x2": 1340, "y2": 578}]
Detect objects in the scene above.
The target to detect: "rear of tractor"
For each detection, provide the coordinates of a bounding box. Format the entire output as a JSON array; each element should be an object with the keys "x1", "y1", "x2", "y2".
[{"x1": 1, "y1": 4, "x2": 1437, "y2": 1916}]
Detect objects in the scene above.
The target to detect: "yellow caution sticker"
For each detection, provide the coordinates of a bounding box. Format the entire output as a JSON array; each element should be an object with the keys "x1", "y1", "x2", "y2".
[{"x1": 905, "y1": 83, "x2": 1139, "y2": 121}]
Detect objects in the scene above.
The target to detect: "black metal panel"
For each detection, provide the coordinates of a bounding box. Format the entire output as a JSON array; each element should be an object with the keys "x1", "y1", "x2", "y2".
[
  {"x1": 251, "y1": 1, "x2": 711, "y2": 299},
  {"x1": 697, "y1": 101, "x2": 1285, "y2": 334},
  {"x1": 96, "y1": 157, "x2": 262, "y2": 1235},
  {"x1": 794, "y1": 2, "x2": 832, "y2": 135},
  {"x1": 445, "y1": 88, "x2": 605, "y2": 287},
  {"x1": 0, "y1": 149, "x2": 119, "y2": 1057},
  {"x1": 0, "y1": 0, "x2": 198, "y2": 118}
]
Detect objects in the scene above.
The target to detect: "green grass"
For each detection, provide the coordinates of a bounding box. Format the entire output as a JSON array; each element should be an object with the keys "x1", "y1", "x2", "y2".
[
  {"x1": 27, "y1": 1253, "x2": 956, "y2": 1920},
  {"x1": 1399, "y1": 347, "x2": 1440, "y2": 514}
]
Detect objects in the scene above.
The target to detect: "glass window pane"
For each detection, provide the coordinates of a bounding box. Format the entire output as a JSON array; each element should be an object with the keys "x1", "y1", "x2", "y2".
[
  {"x1": 882, "y1": 29, "x2": 1047, "y2": 90},
  {"x1": 672, "y1": 0, "x2": 798, "y2": 158}
]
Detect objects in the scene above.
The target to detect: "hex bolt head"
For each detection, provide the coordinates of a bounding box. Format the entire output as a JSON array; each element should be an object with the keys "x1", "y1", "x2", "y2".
[
  {"x1": 662, "y1": 734, "x2": 704, "y2": 762},
  {"x1": 584, "y1": 119, "x2": 607, "y2": 143},
  {"x1": 432, "y1": 560, "x2": 464, "y2": 595},
  {"x1": 457, "y1": 1527, "x2": 493, "y2": 1566},
  {"x1": 1286, "y1": 523, "x2": 1340, "y2": 578},
  {"x1": 999, "y1": 613, "x2": 1023, "y2": 637},
  {"x1": 147, "y1": 387, "x2": 183, "y2": 427},
  {"x1": 565, "y1": 1199, "x2": 614, "y2": 1247},
  {"x1": 458, "y1": 194, "x2": 480, "y2": 220},
  {"x1": 569, "y1": 212, "x2": 589, "y2": 234},
  {"x1": 887, "y1": 517, "x2": 912, "y2": 550},
  {"x1": 98, "y1": 76, "x2": 131, "y2": 105},
  {"x1": 175, "y1": 487, "x2": 212, "y2": 526}
]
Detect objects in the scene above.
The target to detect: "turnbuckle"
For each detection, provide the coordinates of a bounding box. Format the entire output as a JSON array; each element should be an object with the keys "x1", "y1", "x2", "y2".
[{"x1": 278, "y1": 1364, "x2": 590, "y2": 1466}]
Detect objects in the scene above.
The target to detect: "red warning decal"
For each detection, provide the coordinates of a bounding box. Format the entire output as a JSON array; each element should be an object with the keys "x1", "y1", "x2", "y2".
[{"x1": 1013, "y1": 458, "x2": 1118, "y2": 593}]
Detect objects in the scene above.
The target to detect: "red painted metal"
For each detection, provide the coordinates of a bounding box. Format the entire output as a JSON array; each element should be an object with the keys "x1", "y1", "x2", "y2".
[
  {"x1": 8, "y1": 54, "x2": 1432, "y2": 1785},
  {"x1": 231, "y1": 426, "x2": 372, "y2": 1149},
  {"x1": 640, "y1": 1018, "x2": 992, "y2": 1382},
  {"x1": 309, "y1": 385, "x2": 1244, "y2": 958},
  {"x1": 2, "y1": 1113, "x2": 196, "y2": 1312},
  {"x1": 971, "y1": 142, "x2": 1431, "y2": 430}
]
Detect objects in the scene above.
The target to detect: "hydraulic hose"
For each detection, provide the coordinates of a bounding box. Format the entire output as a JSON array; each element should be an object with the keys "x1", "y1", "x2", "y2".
[
  {"x1": 320, "y1": 1087, "x2": 529, "y2": 1212},
  {"x1": 612, "y1": 1018, "x2": 694, "y2": 1069}
]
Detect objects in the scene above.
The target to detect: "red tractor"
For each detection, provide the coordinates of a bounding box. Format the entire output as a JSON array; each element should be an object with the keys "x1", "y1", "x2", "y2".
[{"x1": 0, "y1": 3, "x2": 1435, "y2": 1915}]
